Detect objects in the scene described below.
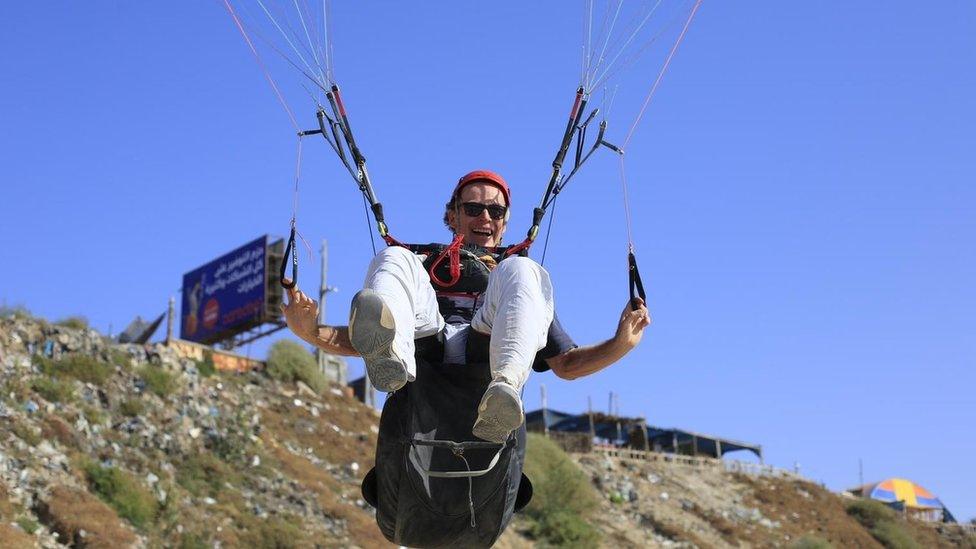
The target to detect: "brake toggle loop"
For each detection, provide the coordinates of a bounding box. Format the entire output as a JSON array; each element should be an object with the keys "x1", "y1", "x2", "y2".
[
  {"x1": 280, "y1": 224, "x2": 298, "y2": 289},
  {"x1": 628, "y1": 251, "x2": 646, "y2": 311}
]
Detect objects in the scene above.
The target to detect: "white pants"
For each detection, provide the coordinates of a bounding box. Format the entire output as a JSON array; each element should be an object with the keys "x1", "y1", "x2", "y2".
[{"x1": 362, "y1": 246, "x2": 554, "y2": 390}]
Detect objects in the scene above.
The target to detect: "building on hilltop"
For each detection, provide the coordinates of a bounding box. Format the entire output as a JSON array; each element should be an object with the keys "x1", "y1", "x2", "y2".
[
  {"x1": 850, "y1": 478, "x2": 957, "y2": 523},
  {"x1": 525, "y1": 408, "x2": 763, "y2": 462}
]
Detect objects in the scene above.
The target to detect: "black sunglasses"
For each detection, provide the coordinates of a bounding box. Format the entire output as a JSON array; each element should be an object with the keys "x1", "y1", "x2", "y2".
[{"x1": 461, "y1": 202, "x2": 507, "y2": 220}]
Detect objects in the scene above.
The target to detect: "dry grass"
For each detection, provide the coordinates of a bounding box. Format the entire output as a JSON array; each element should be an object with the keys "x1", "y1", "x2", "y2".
[
  {"x1": 0, "y1": 481, "x2": 16, "y2": 517},
  {"x1": 41, "y1": 415, "x2": 79, "y2": 449},
  {"x1": 36, "y1": 485, "x2": 137, "y2": 548},
  {"x1": 258, "y1": 390, "x2": 378, "y2": 470},
  {"x1": 737, "y1": 475, "x2": 882, "y2": 548},
  {"x1": 257, "y1": 389, "x2": 390, "y2": 547},
  {"x1": 701, "y1": 510, "x2": 742, "y2": 545},
  {"x1": 645, "y1": 511, "x2": 706, "y2": 544},
  {"x1": 0, "y1": 523, "x2": 36, "y2": 549},
  {"x1": 265, "y1": 439, "x2": 390, "y2": 547}
]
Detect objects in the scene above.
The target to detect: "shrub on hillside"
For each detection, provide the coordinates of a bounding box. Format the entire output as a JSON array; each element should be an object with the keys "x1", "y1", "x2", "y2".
[
  {"x1": 790, "y1": 536, "x2": 834, "y2": 549},
  {"x1": 55, "y1": 316, "x2": 90, "y2": 330},
  {"x1": 846, "y1": 498, "x2": 897, "y2": 528},
  {"x1": 83, "y1": 461, "x2": 158, "y2": 529},
  {"x1": 523, "y1": 433, "x2": 599, "y2": 548},
  {"x1": 195, "y1": 350, "x2": 216, "y2": 377},
  {"x1": 119, "y1": 398, "x2": 146, "y2": 417},
  {"x1": 870, "y1": 520, "x2": 920, "y2": 549},
  {"x1": 238, "y1": 515, "x2": 309, "y2": 548},
  {"x1": 16, "y1": 516, "x2": 40, "y2": 535},
  {"x1": 139, "y1": 365, "x2": 177, "y2": 398},
  {"x1": 11, "y1": 422, "x2": 42, "y2": 446},
  {"x1": 32, "y1": 377, "x2": 76, "y2": 404},
  {"x1": 82, "y1": 405, "x2": 107, "y2": 426},
  {"x1": 1, "y1": 376, "x2": 31, "y2": 403},
  {"x1": 846, "y1": 499, "x2": 918, "y2": 549},
  {"x1": 108, "y1": 348, "x2": 133, "y2": 371},
  {"x1": 176, "y1": 454, "x2": 238, "y2": 498},
  {"x1": 177, "y1": 532, "x2": 210, "y2": 549},
  {"x1": 0, "y1": 305, "x2": 33, "y2": 320},
  {"x1": 37, "y1": 354, "x2": 112, "y2": 385},
  {"x1": 266, "y1": 340, "x2": 326, "y2": 393}
]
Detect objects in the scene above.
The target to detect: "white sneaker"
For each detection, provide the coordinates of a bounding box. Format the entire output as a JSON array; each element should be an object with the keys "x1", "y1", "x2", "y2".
[
  {"x1": 349, "y1": 289, "x2": 408, "y2": 392},
  {"x1": 472, "y1": 380, "x2": 524, "y2": 443}
]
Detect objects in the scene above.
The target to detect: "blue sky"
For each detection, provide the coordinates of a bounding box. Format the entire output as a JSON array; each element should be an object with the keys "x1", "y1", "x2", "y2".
[{"x1": 2, "y1": 2, "x2": 974, "y2": 521}]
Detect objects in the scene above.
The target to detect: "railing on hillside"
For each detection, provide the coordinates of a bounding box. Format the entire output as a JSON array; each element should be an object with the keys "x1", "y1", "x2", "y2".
[
  {"x1": 953, "y1": 522, "x2": 976, "y2": 535},
  {"x1": 723, "y1": 459, "x2": 803, "y2": 480},
  {"x1": 551, "y1": 437, "x2": 804, "y2": 481},
  {"x1": 593, "y1": 445, "x2": 723, "y2": 469}
]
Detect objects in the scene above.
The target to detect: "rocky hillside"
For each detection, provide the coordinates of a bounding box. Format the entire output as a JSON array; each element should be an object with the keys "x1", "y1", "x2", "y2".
[
  {"x1": 548, "y1": 451, "x2": 974, "y2": 548},
  {"x1": 1, "y1": 312, "x2": 973, "y2": 548},
  {"x1": 0, "y1": 314, "x2": 385, "y2": 547}
]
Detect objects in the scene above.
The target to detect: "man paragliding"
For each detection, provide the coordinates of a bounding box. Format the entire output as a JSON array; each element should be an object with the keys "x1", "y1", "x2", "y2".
[
  {"x1": 219, "y1": 1, "x2": 701, "y2": 544},
  {"x1": 278, "y1": 170, "x2": 649, "y2": 547},
  {"x1": 280, "y1": 169, "x2": 650, "y2": 440}
]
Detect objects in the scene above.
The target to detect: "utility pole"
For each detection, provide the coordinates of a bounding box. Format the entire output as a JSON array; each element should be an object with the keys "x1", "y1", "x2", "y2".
[
  {"x1": 859, "y1": 458, "x2": 864, "y2": 487},
  {"x1": 640, "y1": 415, "x2": 650, "y2": 452},
  {"x1": 587, "y1": 395, "x2": 596, "y2": 441},
  {"x1": 317, "y1": 240, "x2": 347, "y2": 382}
]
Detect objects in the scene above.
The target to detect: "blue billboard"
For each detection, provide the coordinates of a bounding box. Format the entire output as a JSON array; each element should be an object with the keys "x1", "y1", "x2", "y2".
[{"x1": 181, "y1": 236, "x2": 269, "y2": 344}]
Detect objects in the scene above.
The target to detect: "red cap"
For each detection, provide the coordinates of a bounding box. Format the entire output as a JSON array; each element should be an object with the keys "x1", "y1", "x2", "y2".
[{"x1": 454, "y1": 169, "x2": 511, "y2": 206}]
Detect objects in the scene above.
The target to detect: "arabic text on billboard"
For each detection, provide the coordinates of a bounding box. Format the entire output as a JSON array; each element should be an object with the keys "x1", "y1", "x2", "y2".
[{"x1": 181, "y1": 236, "x2": 267, "y2": 343}]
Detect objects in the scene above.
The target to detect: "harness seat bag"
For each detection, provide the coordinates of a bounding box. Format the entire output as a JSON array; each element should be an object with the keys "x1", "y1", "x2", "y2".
[{"x1": 361, "y1": 348, "x2": 531, "y2": 548}]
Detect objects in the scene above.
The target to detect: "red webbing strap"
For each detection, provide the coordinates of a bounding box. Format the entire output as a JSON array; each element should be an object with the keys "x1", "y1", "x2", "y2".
[
  {"x1": 503, "y1": 237, "x2": 533, "y2": 258},
  {"x1": 428, "y1": 234, "x2": 465, "y2": 287},
  {"x1": 382, "y1": 233, "x2": 406, "y2": 248}
]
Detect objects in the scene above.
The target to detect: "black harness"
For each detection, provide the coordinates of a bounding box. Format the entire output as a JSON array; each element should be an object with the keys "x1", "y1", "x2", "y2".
[{"x1": 407, "y1": 239, "x2": 523, "y2": 293}]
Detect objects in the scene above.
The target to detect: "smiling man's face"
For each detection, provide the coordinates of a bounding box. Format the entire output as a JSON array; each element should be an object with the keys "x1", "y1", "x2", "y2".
[{"x1": 447, "y1": 182, "x2": 508, "y2": 248}]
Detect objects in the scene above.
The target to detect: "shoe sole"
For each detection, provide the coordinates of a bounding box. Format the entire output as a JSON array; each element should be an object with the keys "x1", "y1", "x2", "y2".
[
  {"x1": 349, "y1": 289, "x2": 407, "y2": 393},
  {"x1": 472, "y1": 384, "x2": 524, "y2": 443}
]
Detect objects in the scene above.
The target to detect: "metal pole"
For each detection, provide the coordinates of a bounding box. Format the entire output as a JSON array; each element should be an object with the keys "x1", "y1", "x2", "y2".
[
  {"x1": 641, "y1": 416, "x2": 649, "y2": 452},
  {"x1": 319, "y1": 240, "x2": 328, "y2": 327},
  {"x1": 317, "y1": 240, "x2": 352, "y2": 388},
  {"x1": 587, "y1": 395, "x2": 596, "y2": 441},
  {"x1": 318, "y1": 240, "x2": 328, "y2": 376},
  {"x1": 166, "y1": 296, "x2": 175, "y2": 343}
]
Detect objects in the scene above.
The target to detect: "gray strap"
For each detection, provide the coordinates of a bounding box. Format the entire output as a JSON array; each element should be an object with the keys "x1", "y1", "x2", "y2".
[{"x1": 408, "y1": 439, "x2": 506, "y2": 479}]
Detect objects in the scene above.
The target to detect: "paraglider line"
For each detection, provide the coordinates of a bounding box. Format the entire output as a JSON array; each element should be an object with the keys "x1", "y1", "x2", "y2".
[{"x1": 222, "y1": 0, "x2": 301, "y2": 131}]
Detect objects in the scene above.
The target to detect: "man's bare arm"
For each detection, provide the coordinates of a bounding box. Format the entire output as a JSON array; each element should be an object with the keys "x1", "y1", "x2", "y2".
[
  {"x1": 280, "y1": 282, "x2": 360, "y2": 357},
  {"x1": 545, "y1": 298, "x2": 651, "y2": 380},
  {"x1": 303, "y1": 325, "x2": 359, "y2": 357}
]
